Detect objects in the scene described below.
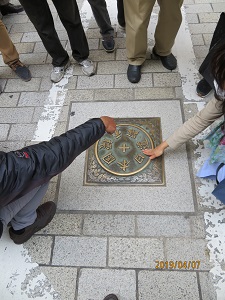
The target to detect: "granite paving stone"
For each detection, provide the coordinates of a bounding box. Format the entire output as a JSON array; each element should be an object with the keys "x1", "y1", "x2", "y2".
[
  {"x1": 137, "y1": 215, "x2": 192, "y2": 237},
  {"x1": 153, "y1": 73, "x2": 181, "y2": 87},
  {"x1": 24, "y1": 236, "x2": 53, "y2": 265},
  {"x1": 198, "y1": 272, "x2": 217, "y2": 300},
  {"x1": 83, "y1": 214, "x2": 135, "y2": 236},
  {"x1": 94, "y1": 88, "x2": 134, "y2": 101},
  {"x1": 115, "y1": 73, "x2": 153, "y2": 88},
  {"x1": 211, "y1": 2, "x2": 225, "y2": 11},
  {"x1": 77, "y1": 269, "x2": 136, "y2": 300},
  {"x1": 19, "y1": 92, "x2": 49, "y2": 106},
  {"x1": 138, "y1": 270, "x2": 200, "y2": 300},
  {"x1": 0, "y1": 124, "x2": 10, "y2": 140},
  {"x1": 108, "y1": 237, "x2": 164, "y2": 268},
  {"x1": 0, "y1": 107, "x2": 34, "y2": 123},
  {"x1": 0, "y1": 92, "x2": 19, "y2": 106},
  {"x1": 165, "y1": 238, "x2": 211, "y2": 270},
  {"x1": 184, "y1": 4, "x2": 213, "y2": 13},
  {"x1": 8, "y1": 124, "x2": 37, "y2": 140},
  {"x1": 188, "y1": 23, "x2": 216, "y2": 35},
  {"x1": 52, "y1": 236, "x2": 107, "y2": 267},
  {"x1": 21, "y1": 32, "x2": 42, "y2": 43},
  {"x1": 97, "y1": 61, "x2": 127, "y2": 74},
  {"x1": 134, "y1": 87, "x2": 175, "y2": 99},
  {"x1": 39, "y1": 214, "x2": 82, "y2": 235},
  {"x1": 77, "y1": 75, "x2": 114, "y2": 89},
  {"x1": 0, "y1": 141, "x2": 25, "y2": 152},
  {"x1": 5, "y1": 78, "x2": 41, "y2": 92},
  {"x1": 66, "y1": 89, "x2": 94, "y2": 102},
  {"x1": 39, "y1": 266, "x2": 77, "y2": 300}
]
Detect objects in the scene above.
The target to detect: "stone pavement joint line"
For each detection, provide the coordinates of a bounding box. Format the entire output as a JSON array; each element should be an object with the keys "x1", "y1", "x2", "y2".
[{"x1": 1, "y1": 0, "x2": 225, "y2": 299}]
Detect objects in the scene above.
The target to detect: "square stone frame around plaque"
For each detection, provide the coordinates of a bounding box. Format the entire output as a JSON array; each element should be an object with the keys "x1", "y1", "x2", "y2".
[
  {"x1": 84, "y1": 117, "x2": 165, "y2": 186},
  {"x1": 57, "y1": 100, "x2": 195, "y2": 213}
]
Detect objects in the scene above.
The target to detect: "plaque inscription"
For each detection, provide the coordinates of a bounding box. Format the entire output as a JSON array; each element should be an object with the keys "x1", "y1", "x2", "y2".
[{"x1": 84, "y1": 118, "x2": 165, "y2": 186}]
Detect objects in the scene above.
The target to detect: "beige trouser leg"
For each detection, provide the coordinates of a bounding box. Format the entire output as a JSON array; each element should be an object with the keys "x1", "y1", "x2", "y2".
[
  {"x1": 0, "y1": 20, "x2": 19, "y2": 65},
  {"x1": 154, "y1": 0, "x2": 183, "y2": 56},
  {"x1": 124, "y1": 0, "x2": 155, "y2": 65}
]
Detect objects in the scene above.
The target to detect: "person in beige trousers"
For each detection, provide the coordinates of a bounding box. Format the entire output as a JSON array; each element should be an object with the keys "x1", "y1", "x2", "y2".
[
  {"x1": 124, "y1": 0, "x2": 183, "y2": 83},
  {"x1": 0, "y1": 20, "x2": 31, "y2": 93}
]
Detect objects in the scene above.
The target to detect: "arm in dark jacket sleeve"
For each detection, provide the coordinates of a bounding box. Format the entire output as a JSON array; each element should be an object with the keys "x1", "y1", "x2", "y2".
[{"x1": 26, "y1": 118, "x2": 106, "y2": 176}]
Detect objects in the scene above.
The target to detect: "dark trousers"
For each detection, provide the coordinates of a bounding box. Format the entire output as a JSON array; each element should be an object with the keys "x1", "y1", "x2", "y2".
[
  {"x1": 117, "y1": 0, "x2": 125, "y2": 27},
  {"x1": 87, "y1": 0, "x2": 114, "y2": 37},
  {"x1": 19, "y1": 0, "x2": 89, "y2": 66}
]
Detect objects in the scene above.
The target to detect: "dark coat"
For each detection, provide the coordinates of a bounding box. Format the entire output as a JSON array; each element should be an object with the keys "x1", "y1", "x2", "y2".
[{"x1": 0, "y1": 118, "x2": 105, "y2": 209}]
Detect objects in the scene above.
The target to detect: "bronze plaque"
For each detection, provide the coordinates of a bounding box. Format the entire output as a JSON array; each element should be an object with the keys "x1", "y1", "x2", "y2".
[{"x1": 84, "y1": 118, "x2": 165, "y2": 186}]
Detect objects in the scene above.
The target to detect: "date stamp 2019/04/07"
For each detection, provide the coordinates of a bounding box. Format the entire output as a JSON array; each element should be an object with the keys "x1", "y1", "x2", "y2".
[{"x1": 155, "y1": 260, "x2": 201, "y2": 270}]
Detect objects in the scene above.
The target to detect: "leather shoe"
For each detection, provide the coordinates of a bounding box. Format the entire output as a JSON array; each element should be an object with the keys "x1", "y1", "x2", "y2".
[
  {"x1": 152, "y1": 47, "x2": 177, "y2": 70},
  {"x1": 127, "y1": 64, "x2": 141, "y2": 83},
  {"x1": 103, "y1": 294, "x2": 118, "y2": 300},
  {"x1": 0, "y1": 3, "x2": 24, "y2": 16},
  {"x1": 9, "y1": 201, "x2": 56, "y2": 244}
]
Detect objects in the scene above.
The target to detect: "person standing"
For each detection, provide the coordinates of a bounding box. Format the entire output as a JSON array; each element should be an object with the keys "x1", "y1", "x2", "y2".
[
  {"x1": 19, "y1": 0, "x2": 95, "y2": 83},
  {"x1": 124, "y1": 0, "x2": 183, "y2": 83},
  {"x1": 0, "y1": 19, "x2": 31, "y2": 93}
]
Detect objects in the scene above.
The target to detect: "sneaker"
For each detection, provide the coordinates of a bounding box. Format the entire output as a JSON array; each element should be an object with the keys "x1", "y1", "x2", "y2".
[
  {"x1": 79, "y1": 59, "x2": 95, "y2": 76},
  {"x1": 196, "y1": 78, "x2": 212, "y2": 97},
  {"x1": 9, "y1": 201, "x2": 56, "y2": 244},
  {"x1": 50, "y1": 60, "x2": 71, "y2": 83},
  {"x1": 9, "y1": 60, "x2": 31, "y2": 82},
  {"x1": 103, "y1": 294, "x2": 118, "y2": 300},
  {"x1": 102, "y1": 35, "x2": 115, "y2": 53}
]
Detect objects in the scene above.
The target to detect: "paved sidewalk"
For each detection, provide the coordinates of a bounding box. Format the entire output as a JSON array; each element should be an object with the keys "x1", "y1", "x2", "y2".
[{"x1": 1, "y1": 0, "x2": 225, "y2": 299}]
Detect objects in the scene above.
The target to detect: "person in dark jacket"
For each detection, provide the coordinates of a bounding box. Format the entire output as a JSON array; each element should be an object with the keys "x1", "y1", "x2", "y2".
[{"x1": 0, "y1": 116, "x2": 116, "y2": 244}]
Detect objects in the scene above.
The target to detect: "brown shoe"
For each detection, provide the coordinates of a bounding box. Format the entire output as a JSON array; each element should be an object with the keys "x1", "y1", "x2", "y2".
[
  {"x1": 9, "y1": 201, "x2": 56, "y2": 245},
  {"x1": 103, "y1": 294, "x2": 118, "y2": 300}
]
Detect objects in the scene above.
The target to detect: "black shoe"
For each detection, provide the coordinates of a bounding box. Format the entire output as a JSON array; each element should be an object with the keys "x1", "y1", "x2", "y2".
[
  {"x1": 102, "y1": 35, "x2": 115, "y2": 53},
  {"x1": 196, "y1": 78, "x2": 212, "y2": 98},
  {"x1": 103, "y1": 294, "x2": 118, "y2": 300},
  {"x1": 9, "y1": 60, "x2": 31, "y2": 82},
  {"x1": 9, "y1": 201, "x2": 56, "y2": 244},
  {"x1": 0, "y1": 3, "x2": 24, "y2": 16},
  {"x1": 0, "y1": 220, "x2": 3, "y2": 239},
  {"x1": 152, "y1": 47, "x2": 177, "y2": 70},
  {"x1": 127, "y1": 64, "x2": 141, "y2": 83}
]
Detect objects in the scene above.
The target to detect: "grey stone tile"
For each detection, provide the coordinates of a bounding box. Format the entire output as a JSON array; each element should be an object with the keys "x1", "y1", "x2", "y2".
[
  {"x1": 39, "y1": 214, "x2": 82, "y2": 235},
  {"x1": 5, "y1": 78, "x2": 41, "y2": 92},
  {"x1": 138, "y1": 270, "x2": 199, "y2": 300},
  {"x1": 0, "y1": 66, "x2": 15, "y2": 78},
  {"x1": 8, "y1": 32, "x2": 23, "y2": 43},
  {"x1": 66, "y1": 89, "x2": 94, "y2": 102},
  {"x1": 0, "y1": 141, "x2": 25, "y2": 152},
  {"x1": 0, "y1": 92, "x2": 19, "y2": 106},
  {"x1": 21, "y1": 32, "x2": 42, "y2": 43},
  {"x1": 89, "y1": 49, "x2": 115, "y2": 61},
  {"x1": 198, "y1": 12, "x2": 220, "y2": 23},
  {"x1": 186, "y1": 13, "x2": 199, "y2": 23},
  {"x1": 199, "y1": 272, "x2": 217, "y2": 300},
  {"x1": 211, "y1": 3, "x2": 225, "y2": 12},
  {"x1": 116, "y1": 48, "x2": 126, "y2": 60},
  {"x1": 0, "y1": 124, "x2": 10, "y2": 140},
  {"x1": 3, "y1": 14, "x2": 29, "y2": 25},
  {"x1": 109, "y1": 237, "x2": 164, "y2": 268},
  {"x1": 190, "y1": 215, "x2": 206, "y2": 238},
  {"x1": 10, "y1": 23, "x2": 36, "y2": 33},
  {"x1": 0, "y1": 107, "x2": 34, "y2": 123},
  {"x1": 29, "y1": 64, "x2": 53, "y2": 78},
  {"x1": 52, "y1": 236, "x2": 107, "y2": 266},
  {"x1": 77, "y1": 269, "x2": 136, "y2": 300},
  {"x1": 64, "y1": 75, "x2": 77, "y2": 90},
  {"x1": 40, "y1": 77, "x2": 52, "y2": 91},
  {"x1": 94, "y1": 88, "x2": 133, "y2": 101},
  {"x1": 77, "y1": 75, "x2": 113, "y2": 89},
  {"x1": 135, "y1": 87, "x2": 175, "y2": 99},
  {"x1": 83, "y1": 214, "x2": 135, "y2": 236},
  {"x1": 13, "y1": 42, "x2": 34, "y2": 54},
  {"x1": 24, "y1": 236, "x2": 53, "y2": 265},
  {"x1": 115, "y1": 74, "x2": 153, "y2": 88},
  {"x1": 86, "y1": 28, "x2": 102, "y2": 38},
  {"x1": 203, "y1": 33, "x2": 213, "y2": 45},
  {"x1": 184, "y1": 4, "x2": 213, "y2": 13},
  {"x1": 165, "y1": 238, "x2": 211, "y2": 270},
  {"x1": 188, "y1": 23, "x2": 216, "y2": 35},
  {"x1": 19, "y1": 92, "x2": 49, "y2": 106},
  {"x1": 194, "y1": 45, "x2": 209, "y2": 58},
  {"x1": 153, "y1": 73, "x2": 181, "y2": 87},
  {"x1": 142, "y1": 59, "x2": 171, "y2": 73},
  {"x1": 97, "y1": 61, "x2": 127, "y2": 74},
  {"x1": 137, "y1": 215, "x2": 191, "y2": 237},
  {"x1": 33, "y1": 42, "x2": 50, "y2": 53},
  {"x1": 191, "y1": 34, "x2": 204, "y2": 46},
  {"x1": 9, "y1": 124, "x2": 37, "y2": 140},
  {"x1": 53, "y1": 122, "x2": 67, "y2": 137},
  {"x1": 19, "y1": 53, "x2": 47, "y2": 65},
  {"x1": 40, "y1": 266, "x2": 77, "y2": 300}
]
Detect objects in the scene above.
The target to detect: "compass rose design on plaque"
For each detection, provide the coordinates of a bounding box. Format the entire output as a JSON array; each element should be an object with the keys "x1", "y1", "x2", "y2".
[
  {"x1": 84, "y1": 118, "x2": 165, "y2": 186},
  {"x1": 95, "y1": 124, "x2": 153, "y2": 176}
]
